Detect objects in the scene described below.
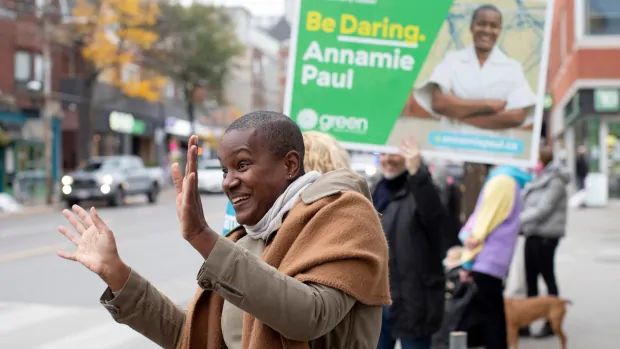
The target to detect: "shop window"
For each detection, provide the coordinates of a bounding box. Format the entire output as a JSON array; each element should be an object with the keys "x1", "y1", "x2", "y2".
[{"x1": 585, "y1": 0, "x2": 620, "y2": 35}]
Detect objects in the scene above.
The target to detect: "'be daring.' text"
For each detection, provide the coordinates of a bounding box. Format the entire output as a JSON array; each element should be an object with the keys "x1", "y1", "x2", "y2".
[{"x1": 299, "y1": 11, "x2": 421, "y2": 90}]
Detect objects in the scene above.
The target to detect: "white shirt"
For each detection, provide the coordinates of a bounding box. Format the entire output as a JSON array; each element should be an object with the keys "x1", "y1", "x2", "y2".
[{"x1": 414, "y1": 45, "x2": 537, "y2": 137}]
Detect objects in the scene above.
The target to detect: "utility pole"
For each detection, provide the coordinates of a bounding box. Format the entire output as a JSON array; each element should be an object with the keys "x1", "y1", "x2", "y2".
[{"x1": 38, "y1": 0, "x2": 55, "y2": 205}]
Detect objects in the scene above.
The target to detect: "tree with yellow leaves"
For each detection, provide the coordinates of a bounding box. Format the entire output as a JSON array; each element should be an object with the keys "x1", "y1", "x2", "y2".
[{"x1": 57, "y1": 0, "x2": 166, "y2": 161}]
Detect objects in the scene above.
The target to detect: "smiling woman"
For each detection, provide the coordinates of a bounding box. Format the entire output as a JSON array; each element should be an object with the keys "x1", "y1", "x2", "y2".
[
  {"x1": 56, "y1": 111, "x2": 390, "y2": 349},
  {"x1": 413, "y1": 3, "x2": 537, "y2": 133},
  {"x1": 222, "y1": 129, "x2": 352, "y2": 236}
]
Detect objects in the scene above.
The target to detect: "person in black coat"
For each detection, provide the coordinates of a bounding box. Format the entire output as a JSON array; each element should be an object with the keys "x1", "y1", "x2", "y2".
[
  {"x1": 372, "y1": 138, "x2": 446, "y2": 349},
  {"x1": 575, "y1": 145, "x2": 589, "y2": 191},
  {"x1": 441, "y1": 176, "x2": 463, "y2": 255}
]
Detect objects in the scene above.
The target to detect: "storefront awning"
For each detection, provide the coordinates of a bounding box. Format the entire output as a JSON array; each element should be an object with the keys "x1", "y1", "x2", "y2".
[{"x1": 0, "y1": 121, "x2": 24, "y2": 145}]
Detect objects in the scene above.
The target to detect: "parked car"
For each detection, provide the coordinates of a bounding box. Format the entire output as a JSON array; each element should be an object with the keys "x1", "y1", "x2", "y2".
[
  {"x1": 197, "y1": 159, "x2": 224, "y2": 194},
  {"x1": 61, "y1": 155, "x2": 160, "y2": 207}
]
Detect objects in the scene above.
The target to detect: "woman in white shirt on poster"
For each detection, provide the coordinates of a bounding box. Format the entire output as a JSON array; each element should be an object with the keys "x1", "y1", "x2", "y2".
[{"x1": 414, "y1": 4, "x2": 538, "y2": 138}]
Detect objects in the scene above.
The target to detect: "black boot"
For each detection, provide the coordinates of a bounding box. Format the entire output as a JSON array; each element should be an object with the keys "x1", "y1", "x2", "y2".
[
  {"x1": 535, "y1": 322, "x2": 555, "y2": 338},
  {"x1": 518, "y1": 327, "x2": 531, "y2": 337}
]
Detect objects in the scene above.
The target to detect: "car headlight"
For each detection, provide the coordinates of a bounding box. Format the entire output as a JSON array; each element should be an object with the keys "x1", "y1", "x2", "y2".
[
  {"x1": 61, "y1": 175, "x2": 73, "y2": 185},
  {"x1": 101, "y1": 174, "x2": 114, "y2": 185}
]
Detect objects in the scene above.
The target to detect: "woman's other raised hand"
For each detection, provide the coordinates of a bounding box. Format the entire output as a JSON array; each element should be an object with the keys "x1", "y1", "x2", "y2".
[{"x1": 57, "y1": 205, "x2": 130, "y2": 291}]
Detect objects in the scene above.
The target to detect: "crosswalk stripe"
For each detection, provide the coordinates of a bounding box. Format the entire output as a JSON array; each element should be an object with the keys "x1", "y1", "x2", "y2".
[
  {"x1": 0, "y1": 272, "x2": 198, "y2": 348},
  {"x1": 0, "y1": 303, "x2": 82, "y2": 336},
  {"x1": 31, "y1": 322, "x2": 142, "y2": 349}
]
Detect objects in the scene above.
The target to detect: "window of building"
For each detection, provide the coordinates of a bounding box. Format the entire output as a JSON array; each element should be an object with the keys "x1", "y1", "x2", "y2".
[
  {"x1": 121, "y1": 63, "x2": 140, "y2": 83},
  {"x1": 33, "y1": 54, "x2": 44, "y2": 82},
  {"x1": 14, "y1": 51, "x2": 46, "y2": 89},
  {"x1": 14, "y1": 51, "x2": 31, "y2": 82},
  {"x1": 163, "y1": 79, "x2": 175, "y2": 98},
  {"x1": 585, "y1": 0, "x2": 620, "y2": 35}
]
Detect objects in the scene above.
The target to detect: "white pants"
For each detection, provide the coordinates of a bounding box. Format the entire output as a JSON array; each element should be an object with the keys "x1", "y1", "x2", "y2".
[{"x1": 504, "y1": 235, "x2": 527, "y2": 297}]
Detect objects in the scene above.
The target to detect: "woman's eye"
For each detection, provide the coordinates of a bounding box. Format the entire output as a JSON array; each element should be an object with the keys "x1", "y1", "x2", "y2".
[
  {"x1": 238, "y1": 161, "x2": 249, "y2": 170},
  {"x1": 222, "y1": 168, "x2": 228, "y2": 178}
]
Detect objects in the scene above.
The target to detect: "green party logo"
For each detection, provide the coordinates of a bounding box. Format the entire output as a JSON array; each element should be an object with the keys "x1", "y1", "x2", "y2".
[{"x1": 297, "y1": 108, "x2": 369, "y2": 134}]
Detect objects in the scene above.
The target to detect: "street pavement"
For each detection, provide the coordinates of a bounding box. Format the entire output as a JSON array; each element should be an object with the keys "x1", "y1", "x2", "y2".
[
  {"x1": 1, "y1": 195, "x2": 619, "y2": 348},
  {"x1": 0, "y1": 193, "x2": 229, "y2": 349}
]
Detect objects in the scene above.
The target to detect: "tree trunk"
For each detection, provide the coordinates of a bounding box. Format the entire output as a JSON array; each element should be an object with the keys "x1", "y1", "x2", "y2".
[
  {"x1": 186, "y1": 96, "x2": 195, "y2": 135},
  {"x1": 76, "y1": 73, "x2": 97, "y2": 166},
  {"x1": 183, "y1": 85, "x2": 196, "y2": 175}
]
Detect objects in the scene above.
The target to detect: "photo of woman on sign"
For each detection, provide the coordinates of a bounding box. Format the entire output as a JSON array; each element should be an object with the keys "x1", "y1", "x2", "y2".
[{"x1": 413, "y1": 4, "x2": 537, "y2": 134}]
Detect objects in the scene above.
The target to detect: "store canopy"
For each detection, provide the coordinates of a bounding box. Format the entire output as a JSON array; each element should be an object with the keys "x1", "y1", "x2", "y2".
[{"x1": 0, "y1": 112, "x2": 25, "y2": 145}]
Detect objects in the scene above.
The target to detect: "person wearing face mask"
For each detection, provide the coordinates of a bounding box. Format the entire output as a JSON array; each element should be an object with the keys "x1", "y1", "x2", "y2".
[
  {"x1": 373, "y1": 139, "x2": 446, "y2": 349},
  {"x1": 55, "y1": 112, "x2": 393, "y2": 349},
  {"x1": 413, "y1": 4, "x2": 537, "y2": 134}
]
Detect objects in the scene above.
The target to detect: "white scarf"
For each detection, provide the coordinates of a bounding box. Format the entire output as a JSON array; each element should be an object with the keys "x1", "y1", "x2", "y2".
[{"x1": 245, "y1": 171, "x2": 321, "y2": 241}]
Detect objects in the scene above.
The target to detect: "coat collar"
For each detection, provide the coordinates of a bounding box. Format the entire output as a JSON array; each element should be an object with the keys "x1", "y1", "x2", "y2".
[{"x1": 301, "y1": 168, "x2": 372, "y2": 204}]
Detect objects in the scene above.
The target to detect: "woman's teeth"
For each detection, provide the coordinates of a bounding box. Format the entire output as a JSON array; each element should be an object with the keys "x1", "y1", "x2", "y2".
[{"x1": 232, "y1": 196, "x2": 250, "y2": 204}]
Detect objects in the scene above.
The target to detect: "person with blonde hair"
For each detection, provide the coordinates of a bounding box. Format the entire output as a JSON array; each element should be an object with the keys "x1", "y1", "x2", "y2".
[
  {"x1": 222, "y1": 130, "x2": 352, "y2": 235},
  {"x1": 302, "y1": 131, "x2": 351, "y2": 173}
]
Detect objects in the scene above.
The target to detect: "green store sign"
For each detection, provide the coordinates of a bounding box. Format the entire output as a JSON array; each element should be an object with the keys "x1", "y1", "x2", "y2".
[
  {"x1": 594, "y1": 88, "x2": 620, "y2": 112},
  {"x1": 544, "y1": 94, "x2": 553, "y2": 110},
  {"x1": 109, "y1": 111, "x2": 145, "y2": 135}
]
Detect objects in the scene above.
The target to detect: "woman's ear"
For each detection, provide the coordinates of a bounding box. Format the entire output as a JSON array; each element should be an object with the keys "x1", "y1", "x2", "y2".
[{"x1": 284, "y1": 150, "x2": 303, "y2": 178}]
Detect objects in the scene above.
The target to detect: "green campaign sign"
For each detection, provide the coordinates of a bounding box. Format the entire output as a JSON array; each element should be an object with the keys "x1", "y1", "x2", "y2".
[
  {"x1": 285, "y1": 0, "x2": 452, "y2": 148},
  {"x1": 285, "y1": 0, "x2": 554, "y2": 167}
]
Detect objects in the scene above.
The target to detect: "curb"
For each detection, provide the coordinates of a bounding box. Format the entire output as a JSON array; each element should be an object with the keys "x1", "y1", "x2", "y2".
[
  {"x1": 0, "y1": 204, "x2": 61, "y2": 219},
  {"x1": 0, "y1": 188, "x2": 177, "y2": 220}
]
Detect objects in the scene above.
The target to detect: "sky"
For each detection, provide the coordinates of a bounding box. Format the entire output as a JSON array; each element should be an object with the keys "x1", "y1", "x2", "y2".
[{"x1": 181, "y1": 0, "x2": 286, "y2": 16}]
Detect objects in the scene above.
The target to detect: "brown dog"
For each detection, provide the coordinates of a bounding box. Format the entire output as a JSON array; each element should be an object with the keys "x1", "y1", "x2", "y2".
[{"x1": 504, "y1": 296, "x2": 571, "y2": 349}]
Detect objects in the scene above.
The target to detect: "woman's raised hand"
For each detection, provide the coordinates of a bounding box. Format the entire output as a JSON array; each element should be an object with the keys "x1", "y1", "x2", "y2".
[
  {"x1": 57, "y1": 205, "x2": 130, "y2": 291},
  {"x1": 171, "y1": 135, "x2": 211, "y2": 243}
]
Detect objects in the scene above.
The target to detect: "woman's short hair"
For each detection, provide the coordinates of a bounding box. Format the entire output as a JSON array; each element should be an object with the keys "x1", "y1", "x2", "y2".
[
  {"x1": 226, "y1": 111, "x2": 305, "y2": 163},
  {"x1": 471, "y1": 4, "x2": 502, "y2": 25},
  {"x1": 303, "y1": 131, "x2": 351, "y2": 173}
]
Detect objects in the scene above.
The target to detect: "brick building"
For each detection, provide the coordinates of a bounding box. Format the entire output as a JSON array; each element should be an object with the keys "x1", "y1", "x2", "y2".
[
  {"x1": 546, "y1": 0, "x2": 620, "y2": 199},
  {"x1": 0, "y1": 0, "x2": 81, "y2": 192}
]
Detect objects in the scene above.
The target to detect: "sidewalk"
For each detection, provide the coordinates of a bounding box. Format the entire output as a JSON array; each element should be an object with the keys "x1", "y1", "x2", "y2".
[
  {"x1": 516, "y1": 200, "x2": 620, "y2": 349},
  {"x1": 0, "y1": 188, "x2": 177, "y2": 220}
]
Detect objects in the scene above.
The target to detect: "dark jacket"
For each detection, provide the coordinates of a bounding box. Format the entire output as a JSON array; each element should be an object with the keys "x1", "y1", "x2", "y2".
[
  {"x1": 576, "y1": 155, "x2": 589, "y2": 179},
  {"x1": 440, "y1": 183, "x2": 463, "y2": 256},
  {"x1": 371, "y1": 166, "x2": 446, "y2": 339}
]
